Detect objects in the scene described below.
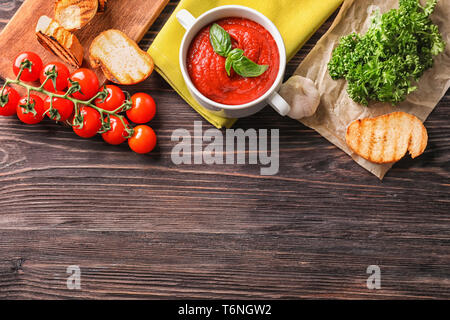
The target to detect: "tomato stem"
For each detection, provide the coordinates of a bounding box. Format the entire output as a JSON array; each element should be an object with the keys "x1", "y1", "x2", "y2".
[{"x1": 2, "y1": 61, "x2": 133, "y2": 135}]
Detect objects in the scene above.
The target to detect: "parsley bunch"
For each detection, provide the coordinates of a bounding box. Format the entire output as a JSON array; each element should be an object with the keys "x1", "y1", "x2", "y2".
[{"x1": 328, "y1": 0, "x2": 445, "y2": 106}]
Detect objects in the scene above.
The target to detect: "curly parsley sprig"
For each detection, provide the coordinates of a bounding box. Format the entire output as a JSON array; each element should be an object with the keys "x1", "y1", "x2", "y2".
[{"x1": 328, "y1": 0, "x2": 445, "y2": 106}]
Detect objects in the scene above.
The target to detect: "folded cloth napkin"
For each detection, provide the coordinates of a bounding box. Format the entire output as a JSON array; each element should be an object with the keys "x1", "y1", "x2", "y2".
[{"x1": 148, "y1": 0, "x2": 343, "y2": 128}]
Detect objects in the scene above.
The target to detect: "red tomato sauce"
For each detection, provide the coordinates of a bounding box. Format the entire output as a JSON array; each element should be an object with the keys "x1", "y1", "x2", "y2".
[{"x1": 187, "y1": 18, "x2": 280, "y2": 105}]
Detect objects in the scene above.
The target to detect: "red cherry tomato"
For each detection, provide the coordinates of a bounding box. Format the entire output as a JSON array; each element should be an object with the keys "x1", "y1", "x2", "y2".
[
  {"x1": 128, "y1": 125, "x2": 157, "y2": 154},
  {"x1": 102, "y1": 116, "x2": 129, "y2": 145},
  {"x1": 95, "y1": 85, "x2": 125, "y2": 112},
  {"x1": 69, "y1": 68, "x2": 100, "y2": 100},
  {"x1": 73, "y1": 106, "x2": 102, "y2": 138},
  {"x1": 0, "y1": 87, "x2": 20, "y2": 116},
  {"x1": 17, "y1": 95, "x2": 46, "y2": 125},
  {"x1": 44, "y1": 93, "x2": 74, "y2": 122},
  {"x1": 40, "y1": 62, "x2": 70, "y2": 93},
  {"x1": 13, "y1": 52, "x2": 43, "y2": 82},
  {"x1": 127, "y1": 93, "x2": 156, "y2": 124}
]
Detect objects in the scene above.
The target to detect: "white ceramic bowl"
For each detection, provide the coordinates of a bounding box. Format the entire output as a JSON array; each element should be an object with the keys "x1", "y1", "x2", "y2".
[{"x1": 177, "y1": 5, "x2": 291, "y2": 119}]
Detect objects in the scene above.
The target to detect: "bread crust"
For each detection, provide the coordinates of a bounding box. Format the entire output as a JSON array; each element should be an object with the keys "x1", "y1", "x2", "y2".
[
  {"x1": 55, "y1": 0, "x2": 98, "y2": 31},
  {"x1": 36, "y1": 15, "x2": 84, "y2": 67},
  {"x1": 346, "y1": 112, "x2": 428, "y2": 164},
  {"x1": 89, "y1": 29, "x2": 154, "y2": 85}
]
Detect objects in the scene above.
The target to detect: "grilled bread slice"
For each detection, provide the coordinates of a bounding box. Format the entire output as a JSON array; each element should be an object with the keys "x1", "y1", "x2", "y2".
[
  {"x1": 36, "y1": 15, "x2": 84, "y2": 67},
  {"x1": 98, "y1": 0, "x2": 108, "y2": 13},
  {"x1": 89, "y1": 29, "x2": 154, "y2": 85},
  {"x1": 346, "y1": 112, "x2": 428, "y2": 164},
  {"x1": 55, "y1": 0, "x2": 98, "y2": 31}
]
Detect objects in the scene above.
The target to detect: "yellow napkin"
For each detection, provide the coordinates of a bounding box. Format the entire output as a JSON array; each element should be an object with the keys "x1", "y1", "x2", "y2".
[{"x1": 149, "y1": 0, "x2": 343, "y2": 128}]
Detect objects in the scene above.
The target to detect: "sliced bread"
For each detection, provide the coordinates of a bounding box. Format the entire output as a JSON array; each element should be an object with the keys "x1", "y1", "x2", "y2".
[
  {"x1": 89, "y1": 29, "x2": 154, "y2": 85},
  {"x1": 346, "y1": 112, "x2": 428, "y2": 164},
  {"x1": 36, "y1": 15, "x2": 84, "y2": 67},
  {"x1": 55, "y1": 0, "x2": 98, "y2": 31}
]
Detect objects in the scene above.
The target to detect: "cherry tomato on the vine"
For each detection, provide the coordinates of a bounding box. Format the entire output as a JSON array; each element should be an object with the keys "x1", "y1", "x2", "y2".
[
  {"x1": 40, "y1": 62, "x2": 70, "y2": 93},
  {"x1": 102, "y1": 115, "x2": 129, "y2": 145},
  {"x1": 128, "y1": 125, "x2": 157, "y2": 154},
  {"x1": 0, "y1": 87, "x2": 20, "y2": 116},
  {"x1": 72, "y1": 106, "x2": 102, "y2": 138},
  {"x1": 95, "y1": 85, "x2": 125, "y2": 112},
  {"x1": 17, "y1": 95, "x2": 46, "y2": 125},
  {"x1": 44, "y1": 93, "x2": 74, "y2": 122},
  {"x1": 13, "y1": 52, "x2": 43, "y2": 82},
  {"x1": 127, "y1": 92, "x2": 156, "y2": 124},
  {"x1": 69, "y1": 68, "x2": 100, "y2": 100}
]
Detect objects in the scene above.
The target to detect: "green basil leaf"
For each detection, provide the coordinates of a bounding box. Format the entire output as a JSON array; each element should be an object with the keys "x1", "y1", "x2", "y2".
[
  {"x1": 229, "y1": 48, "x2": 244, "y2": 60},
  {"x1": 225, "y1": 49, "x2": 243, "y2": 76},
  {"x1": 225, "y1": 56, "x2": 233, "y2": 76},
  {"x1": 209, "y1": 23, "x2": 231, "y2": 57},
  {"x1": 232, "y1": 55, "x2": 269, "y2": 78},
  {"x1": 210, "y1": 27, "x2": 269, "y2": 78}
]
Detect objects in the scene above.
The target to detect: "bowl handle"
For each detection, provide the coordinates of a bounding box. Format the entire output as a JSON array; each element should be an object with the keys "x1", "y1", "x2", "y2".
[
  {"x1": 268, "y1": 92, "x2": 291, "y2": 116},
  {"x1": 176, "y1": 9, "x2": 196, "y2": 30}
]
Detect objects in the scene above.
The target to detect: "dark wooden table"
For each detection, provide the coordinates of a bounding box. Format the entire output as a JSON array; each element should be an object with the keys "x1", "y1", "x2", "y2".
[{"x1": 0, "y1": 0, "x2": 449, "y2": 300}]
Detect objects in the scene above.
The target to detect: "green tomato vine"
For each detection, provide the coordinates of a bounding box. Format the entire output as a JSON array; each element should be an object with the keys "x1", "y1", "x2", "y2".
[{"x1": 0, "y1": 59, "x2": 135, "y2": 137}]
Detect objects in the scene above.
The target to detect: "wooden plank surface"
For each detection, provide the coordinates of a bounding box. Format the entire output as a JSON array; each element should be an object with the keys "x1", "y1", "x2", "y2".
[
  {"x1": 0, "y1": 0, "x2": 449, "y2": 299},
  {"x1": 0, "y1": 0, "x2": 169, "y2": 87}
]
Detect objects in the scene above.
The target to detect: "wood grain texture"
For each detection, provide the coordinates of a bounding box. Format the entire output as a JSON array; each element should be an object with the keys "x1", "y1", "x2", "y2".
[
  {"x1": 0, "y1": 0, "x2": 449, "y2": 300},
  {"x1": 0, "y1": 0, "x2": 169, "y2": 89}
]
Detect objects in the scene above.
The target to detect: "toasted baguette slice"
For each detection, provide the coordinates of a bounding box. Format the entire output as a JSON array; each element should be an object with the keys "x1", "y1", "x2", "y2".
[
  {"x1": 55, "y1": 0, "x2": 98, "y2": 31},
  {"x1": 89, "y1": 29, "x2": 154, "y2": 85},
  {"x1": 98, "y1": 0, "x2": 108, "y2": 12},
  {"x1": 36, "y1": 16, "x2": 84, "y2": 67},
  {"x1": 346, "y1": 112, "x2": 428, "y2": 164}
]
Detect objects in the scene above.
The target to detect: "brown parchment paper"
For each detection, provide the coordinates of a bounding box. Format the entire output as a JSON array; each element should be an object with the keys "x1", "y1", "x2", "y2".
[{"x1": 282, "y1": 0, "x2": 450, "y2": 179}]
